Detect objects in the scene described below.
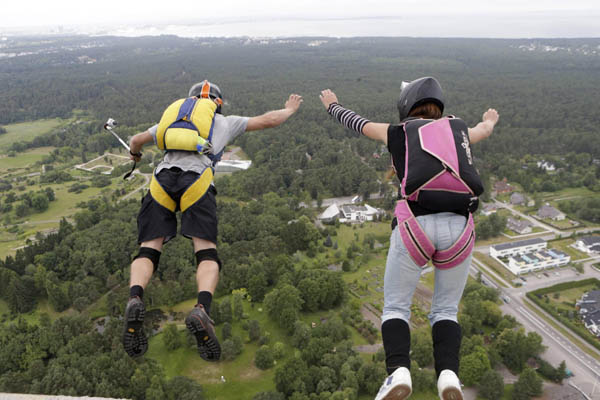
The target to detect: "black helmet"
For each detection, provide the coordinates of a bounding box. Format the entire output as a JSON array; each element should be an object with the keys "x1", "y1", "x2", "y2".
[
  {"x1": 189, "y1": 80, "x2": 223, "y2": 113},
  {"x1": 397, "y1": 77, "x2": 444, "y2": 121}
]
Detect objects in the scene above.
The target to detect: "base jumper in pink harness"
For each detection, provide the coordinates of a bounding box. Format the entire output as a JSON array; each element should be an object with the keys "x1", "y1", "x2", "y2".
[
  {"x1": 320, "y1": 77, "x2": 498, "y2": 400},
  {"x1": 394, "y1": 115, "x2": 483, "y2": 270}
]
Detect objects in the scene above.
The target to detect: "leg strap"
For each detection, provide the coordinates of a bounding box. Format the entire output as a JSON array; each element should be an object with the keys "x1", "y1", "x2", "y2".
[
  {"x1": 134, "y1": 247, "x2": 161, "y2": 272},
  {"x1": 195, "y1": 248, "x2": 222, "y2": 271}
]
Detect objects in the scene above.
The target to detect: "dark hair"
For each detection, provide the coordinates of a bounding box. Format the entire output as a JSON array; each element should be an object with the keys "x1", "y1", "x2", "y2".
[{"x1": 407, "y1": 102, "x2": 442, "y2": 119}]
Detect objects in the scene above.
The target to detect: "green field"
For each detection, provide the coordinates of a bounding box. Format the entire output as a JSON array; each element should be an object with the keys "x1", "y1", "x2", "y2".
[
  {"x1": 0, "y1": 146, "x2": 55, "y2": 171},
  {"x1": 0, "y1": 119, "x2": 64, "y2": 150},
  {"x1": 474, "y1": 252, "x2": 514, "y2": 287},
  {"x1": 147, "y1": 297, "x2": 295, "y2": 400},
  {"x1": 549, "y1": 239, "x2": 588, "y2": 261}
]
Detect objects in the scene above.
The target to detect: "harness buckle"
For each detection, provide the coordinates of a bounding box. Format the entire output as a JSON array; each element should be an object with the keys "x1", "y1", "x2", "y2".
[{"x1": 467, "y1": 197, "x2": 479, "y2": 213}]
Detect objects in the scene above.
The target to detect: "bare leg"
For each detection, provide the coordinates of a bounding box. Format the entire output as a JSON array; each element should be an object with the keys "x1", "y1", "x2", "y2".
[
  {"x1": 192, "y1": 237, "x2": 219, "y2": 293},
  {"x1": 130, "y1": 237, "x2": 164, "y2": 289}
]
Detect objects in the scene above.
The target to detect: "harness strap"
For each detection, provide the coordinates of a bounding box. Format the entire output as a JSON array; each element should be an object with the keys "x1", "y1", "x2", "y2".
[
  {"x1": 150, "y1": 173, "x2": 177, "y2": 212},
  {"x1": 149, "y1": 168, "x2": 214, "y2": 213},
  {"x1": 394, "y1": 200, "x2": 475, "y2": 269},
  {"x1": 180, "y1": 168, "x2": 213, "y2": 212}
]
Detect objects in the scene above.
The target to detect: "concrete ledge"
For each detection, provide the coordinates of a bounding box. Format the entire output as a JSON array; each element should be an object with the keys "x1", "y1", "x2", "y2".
[{"x1": 0, "y1": 394, "x2": 128, "y2": 400}]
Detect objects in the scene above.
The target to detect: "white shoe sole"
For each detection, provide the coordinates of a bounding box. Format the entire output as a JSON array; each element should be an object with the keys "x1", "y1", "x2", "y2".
[
  {"x1": 380, "y1": 384, "x2": 412, "y2": 400},
  {"x1": 440, "y1": 387, "x2": 463, "y2": 400}
]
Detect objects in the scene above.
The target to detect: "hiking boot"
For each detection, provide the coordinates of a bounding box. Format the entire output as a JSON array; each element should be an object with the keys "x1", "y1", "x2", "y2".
[
  {"x1": 185, "y1": 304, "x2": 221, "y2": 361},
  {"x1": 437, "y1": 370, "x2": 463, "y2": 400},
  {"x1": 374, "y1": 366, "x2": 412, "y2": 400},
  {"x1": 122, "y1": 296, "x2": 148, "y2": 357}
]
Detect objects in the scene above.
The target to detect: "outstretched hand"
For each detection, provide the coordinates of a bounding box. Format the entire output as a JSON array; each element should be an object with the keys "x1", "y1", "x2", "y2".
[
  {"x1": 285, "y1": 94, "x2": 303, "y2": 113},
  {"x1": 482, "y1": 108, "x2": 499, "y2": 125},
  {"x1": 319, "y1": 89, "x2": 338, "y2": 110}
]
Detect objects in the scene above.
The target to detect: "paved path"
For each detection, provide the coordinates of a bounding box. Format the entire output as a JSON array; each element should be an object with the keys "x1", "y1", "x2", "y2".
[{"x1": 120, "y1": 171, "x2": 151, "y2": 200}]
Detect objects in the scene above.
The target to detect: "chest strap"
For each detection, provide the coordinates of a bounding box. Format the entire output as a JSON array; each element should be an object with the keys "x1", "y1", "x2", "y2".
[
  {"x1": 149, "y1": 168, "x2": 214, "y2": 213},
  {"x1": 394, "y1": 200, "x2": 475, "y2": 269}
]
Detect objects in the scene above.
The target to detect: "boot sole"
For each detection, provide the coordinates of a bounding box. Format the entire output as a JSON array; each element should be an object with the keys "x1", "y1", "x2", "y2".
[
  {"x1": 382, "y1": 384, "x2": 412, "y2": 400},
  {"x1": 123, "y1": 301, "x2": 147, "y2": 357},
  {"x1": 441, "y1": 387, "x2": 463, "y2": 400},
  {"x1": 186, "y1": 313, "x2": 221, "y2": 361}
]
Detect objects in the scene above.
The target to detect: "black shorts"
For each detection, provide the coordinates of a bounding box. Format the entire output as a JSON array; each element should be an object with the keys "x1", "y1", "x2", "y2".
[{"x1": 137, "y1": 167, "x2": 218, "y2": 244}]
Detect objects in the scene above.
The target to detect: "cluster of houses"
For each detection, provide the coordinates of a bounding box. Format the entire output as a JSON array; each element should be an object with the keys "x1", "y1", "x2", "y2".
[
  {"x1": 318, "y1": 202, "x2": 383, "y2": 224},
  {"x1": 490, "y1": 238, "x2": 571, "y2": 275},
  {"x1": 576, "y1": 290, "x2": 600, "y2": 337}
]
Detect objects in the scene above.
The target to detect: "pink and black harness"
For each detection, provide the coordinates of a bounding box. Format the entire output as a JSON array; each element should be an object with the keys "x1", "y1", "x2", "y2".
[{"x1": 392, "y1": 117, "x2": 483, "y2": 269}]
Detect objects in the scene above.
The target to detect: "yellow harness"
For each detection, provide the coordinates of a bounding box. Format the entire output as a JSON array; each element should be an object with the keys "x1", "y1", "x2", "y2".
[{"x1": 149, "y1": 167, "x2": 214, "y2": 212}]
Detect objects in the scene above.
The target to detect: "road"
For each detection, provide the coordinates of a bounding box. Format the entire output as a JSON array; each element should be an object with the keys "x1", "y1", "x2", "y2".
[{"x1": 472, "y1": 258, "x2": 600, "y2": 399}]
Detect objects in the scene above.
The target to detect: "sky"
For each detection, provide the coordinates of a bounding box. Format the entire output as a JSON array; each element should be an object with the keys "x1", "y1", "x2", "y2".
[{"x1": 1, "y1": 0, "x2": 600, "y2": 38}]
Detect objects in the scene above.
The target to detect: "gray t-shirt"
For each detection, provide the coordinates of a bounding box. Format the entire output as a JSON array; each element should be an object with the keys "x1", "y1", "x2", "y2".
[{"x1": 149, "y1": 114, "x2": 249, "y2": 175}]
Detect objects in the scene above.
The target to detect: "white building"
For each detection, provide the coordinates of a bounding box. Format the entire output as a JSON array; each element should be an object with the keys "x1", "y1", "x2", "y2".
[
  {"x1": 318, "y1": 204, "x2": 341, "y2": 223},
  {"x1": 505, "y1": 249, "x2": 570, "y2": 275},
  {"x1": 317, "y1": 203, "x2": 381, "y2": 223},
  {"x1": 340, "y1": 204, "x2": 380, "y2": 223},
  {"x1": 537, "y1": 161, "x2": 556, "y2": 172},
  {"x1": 574, "y1": 236, "x2": 600, "y2": 254},
  {"x1": 490, "y1": 238, "x2": 546, "y2": 257},
  {"x1": 491, "y1": 238, "x2": 571, "y2": 275},
  {"x1": 215, "y1": 160, "x2": 252, "y2": 173},
  {"x1": 481, "y1": 203, "x2": 498, "y2": 216}
]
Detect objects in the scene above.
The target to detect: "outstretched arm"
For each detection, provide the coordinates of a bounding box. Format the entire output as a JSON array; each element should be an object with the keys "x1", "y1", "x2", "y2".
[
  {"x1": 468, "y1": 108, "x2": 499, "y2": 144},
  {"x1": 319, "y1": 89, "x2": 388, "y2": 144},
  {"x1": 246, "y1": 94, "x2": 303, "y2": 131},
  {"x1": 129, "y1": 130, "x2": 153, "y2": 162}
]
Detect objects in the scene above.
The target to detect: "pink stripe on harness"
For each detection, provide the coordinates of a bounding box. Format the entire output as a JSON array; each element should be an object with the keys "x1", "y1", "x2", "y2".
[{"x1": 394, "y1": 200, "x2": 475, "y2": 269}]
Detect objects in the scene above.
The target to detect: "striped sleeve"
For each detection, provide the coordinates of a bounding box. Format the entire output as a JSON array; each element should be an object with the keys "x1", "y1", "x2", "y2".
[{"x1": 327, "y1": 103, "x2": 371, "y2": 135}]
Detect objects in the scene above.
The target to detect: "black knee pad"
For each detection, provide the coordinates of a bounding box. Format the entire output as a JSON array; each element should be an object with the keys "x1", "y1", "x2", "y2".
[
  {"x1": 133, "y1": 247, "x2": 161, "y2": 272},
  {"x1": 195, "y1": 248, "x2": 222, "y2": 271}
]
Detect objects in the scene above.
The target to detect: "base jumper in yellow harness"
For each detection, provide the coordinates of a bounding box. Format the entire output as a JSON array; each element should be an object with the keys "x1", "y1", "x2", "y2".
[{"x1": 123, "y1": 81, "x2": 303, "y2": 359}]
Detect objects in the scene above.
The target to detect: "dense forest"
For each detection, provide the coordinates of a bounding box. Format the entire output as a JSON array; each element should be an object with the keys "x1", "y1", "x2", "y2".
[{"x1": 0, "y1": 35, "x2": 597, "y2": 399}]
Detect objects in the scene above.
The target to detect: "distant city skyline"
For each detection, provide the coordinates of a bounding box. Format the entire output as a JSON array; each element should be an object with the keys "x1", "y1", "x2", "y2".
[{"x1": 2, "y1": 0, "x2": 600, "y2": 38}]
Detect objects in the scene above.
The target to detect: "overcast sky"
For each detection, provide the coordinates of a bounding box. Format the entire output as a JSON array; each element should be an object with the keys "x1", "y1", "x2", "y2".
[{"x1": 2, "y1": 0, "x2": 600, "y2": 38}]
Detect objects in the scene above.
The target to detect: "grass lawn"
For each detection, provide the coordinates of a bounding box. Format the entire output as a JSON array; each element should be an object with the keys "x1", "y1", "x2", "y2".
[
  {"x1": 473, "y1": 252, "x2": 514, "y2": 287},
  {"x1": 148, "y1": 296, "x2": 292, "y2": 400},
  {"x1": 539, "y1": 187, "x2": 598, "y2": 201},
  {"x1": 333, "y1": 221, "x2": 390, "y2": 252},
  {"x1": 0, "y1": 119, "x2": 64, "y2": 151},
  {"x1": 0, "y1": 147, "x2": 55, "y2": 171},
  {"x1": 3, "y1": 299, "x2": 71, "y2": 325},
  {"x1": 548, "y1": 239, "x2": 588, "y2": 261}
]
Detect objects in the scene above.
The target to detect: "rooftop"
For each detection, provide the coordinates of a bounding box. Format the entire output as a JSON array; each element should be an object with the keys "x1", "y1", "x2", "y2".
[{"x1": 492, "y1": 238, "x2": 545, "y2": 252}]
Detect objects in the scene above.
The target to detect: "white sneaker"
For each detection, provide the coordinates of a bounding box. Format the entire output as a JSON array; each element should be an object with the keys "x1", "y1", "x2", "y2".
[
  {"x1": 374, "y1": 367, "x2": 412, "y2": 400},
  {"x1": 437, "y1": 370, "x2": 463, "y2": 400}
]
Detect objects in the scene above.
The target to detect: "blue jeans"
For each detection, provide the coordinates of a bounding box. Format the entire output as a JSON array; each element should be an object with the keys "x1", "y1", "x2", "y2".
[{"x1": 382, "y1": 212, "x2": 471, "y2": 326}]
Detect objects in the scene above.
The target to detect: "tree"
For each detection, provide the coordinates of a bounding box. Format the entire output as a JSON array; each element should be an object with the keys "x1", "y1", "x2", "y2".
[
  {"x1": 496, "y1": 329, "x2": 545, "y2": 373},
  {"x1": 479, "y1": 370, "x2": 504, "y2": 400},
  {"x1": 219, "y1": 298, "x2": 233, "y2": 323},
  {"x1": 163, "y1": 324, "x2": 182, "y2": 350},
  {"x1": 32, "y1": 193, "x2": 49, "y2": 212},
  {"x1": 292, "y1": 321, "x2": 311, "y2": 349},
  {"x1": 232, "y1": 291, "x2": 245, "y2": 319},
  {"x1": 273, "y1": 342, "x2": 285, "y2": 360},
  {"x1": 411, "y1": 328, "x2": 433, "y2": 367},
  {"x1": 255, "y1": 345, "x2": 274, "y2": 370},
  {"x1": 222, "y1": 322, "x2": 232, "y2": 340},
  {"x1": 459, "y1": 346, "x2": 491, "y2": 386},
  {"x1": 264, "y1": 284, "x2": 303, "y2": 335},
  {"x1": 248, "y1": 319, "x2": 261, "y2": 342},
  {"x1": 512, "y1": 368, "x2": 542, "y2": 400}
]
